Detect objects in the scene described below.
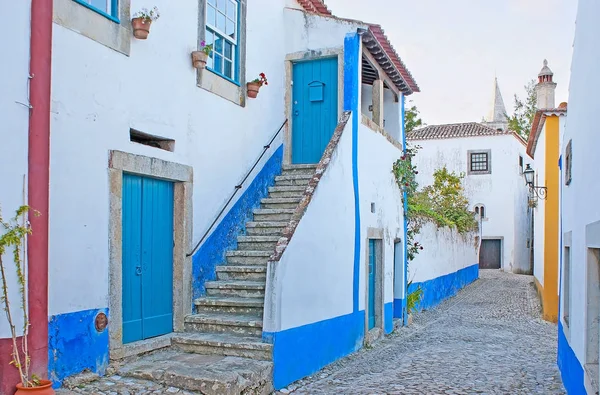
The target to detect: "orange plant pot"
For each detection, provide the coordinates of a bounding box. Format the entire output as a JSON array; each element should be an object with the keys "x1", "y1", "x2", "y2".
[
  {"x1": 191, "y1": 51, "x2": 209, "y2": 69},
  {"x1": 247, "y1": 82, "x2": 261, "y2": 98},
  {"x1": 131, "y1": 17, "x2": 152, "y2": 39},
  {"x1": 16, "y1": 380, "x2": 54, "y2": 395}
]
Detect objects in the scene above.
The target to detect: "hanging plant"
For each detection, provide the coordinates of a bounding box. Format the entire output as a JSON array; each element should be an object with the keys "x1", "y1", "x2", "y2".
[
  {"x1": 247, "y1": 73, "x2": 268, "y2": 99},
  {"x1": 131, "y1": 6, "x2": 160, "y2": 39},
  {"x1": 191, "y1": 41, "x2": 213, "y2": 69},
  {"x1": 0, "y1": 206, "x2": 52, "y2": 394}
]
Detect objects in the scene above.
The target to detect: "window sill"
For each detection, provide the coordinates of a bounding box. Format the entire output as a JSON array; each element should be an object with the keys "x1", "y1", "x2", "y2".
[
  {"x1": 468, "y1": 171, "x2": 492, "y2": 176},
  {"x1": 71, "y1": 0, "x2": 120, "y2": 23},
  {"x1": 205, "y1": 67, "x2": 241, "y2": 87},
  {"x1": 197, "y1": 68, "x2": 246, "y2": 107}
]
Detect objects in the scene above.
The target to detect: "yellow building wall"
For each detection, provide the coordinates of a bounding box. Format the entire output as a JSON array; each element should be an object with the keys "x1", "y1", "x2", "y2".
[{"x1": 542, "y1": 116, "x2": 560, "y2": 322}]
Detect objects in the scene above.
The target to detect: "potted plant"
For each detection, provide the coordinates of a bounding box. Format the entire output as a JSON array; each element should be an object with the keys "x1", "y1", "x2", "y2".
[
  {"x1": 191, "y1": 41, "x2": 213, "y2": 69},
  {"x1": 0, "y1": 206, "x2": 52, "y2": 394},
  {"x1": 131, "y1": 6, "x2": 160, "y2": 39},
  {"x1": 247, "y1": 73, "x2": 268, "y2": 99}
]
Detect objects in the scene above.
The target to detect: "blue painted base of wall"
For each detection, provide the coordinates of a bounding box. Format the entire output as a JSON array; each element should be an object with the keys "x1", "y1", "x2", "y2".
[
  {"x1": 557, "y1": 322, "x2": 586, "y2": 395},
  {"x1": 393, "y1": 298, "x2": 405, "y2": 320},
  {"x1": 48, "y1": 308, "x2": 109, "y2": 388},
  {"x1": 384, "y1": 302, "x2": 393, "y2": 334},
  {"x1": 192, "y1": 145, "x2": 283, "y2": 299},
  {"x1": 264, "y1": 311, "x2": 365, "y2": 390},
  {"x1": 409, "y1": 264, "x2": 479, "y2": 311}
]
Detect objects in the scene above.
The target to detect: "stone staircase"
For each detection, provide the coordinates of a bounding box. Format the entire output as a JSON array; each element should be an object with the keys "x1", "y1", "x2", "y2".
[{"x1": 118, "y1": 164, "x2": 317, "y2": 394}]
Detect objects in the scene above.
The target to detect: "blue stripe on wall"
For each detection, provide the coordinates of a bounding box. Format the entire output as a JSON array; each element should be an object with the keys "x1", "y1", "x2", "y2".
[
  {"x1": 400, "y1": 93, "x2": 409, "y2": 325},
  {"x1": 264, "y1": 311, "x2": 365, "y2": 390},
  {"x1": 384, "y1": 302, "x2": 394, "y2": 334},
  {"x1": 192, "y1": 144, "x2": 283, "y2": 299},
  {"x1": 409, "y1": 264, "x2": 479, "y2": 311},
  {"x1": 557, "y1": 322, "x2": 585, "y2": 395},
  {"x1": 48, "y1": 308, "x2": 109, "y2": 388},
  {"x1": 343, "y1": 32, "x2": 361, "y2": 313},
  {"x1": 393, "y1": 298, "x2": 404, "y2": 320}
]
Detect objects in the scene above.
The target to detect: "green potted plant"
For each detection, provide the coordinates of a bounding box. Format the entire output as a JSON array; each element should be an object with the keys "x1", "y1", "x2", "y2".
[
  {"x1": 131, "y1": 6, "x2": 160, "y2": 39},
  {"x1": 191, "y1": 41, "x2": 213, "y2": 69},
  {"x1": 0, "y1": 206, "x2": 52, "y2": 394},
  {"x1": 247, "y1": 73, "x2": 268, "y2": 98}
]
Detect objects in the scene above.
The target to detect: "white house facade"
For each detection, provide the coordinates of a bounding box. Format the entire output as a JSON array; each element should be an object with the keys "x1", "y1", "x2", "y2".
[{"x1": 557, "y1": 0, "x2": 600, "y2": 392}]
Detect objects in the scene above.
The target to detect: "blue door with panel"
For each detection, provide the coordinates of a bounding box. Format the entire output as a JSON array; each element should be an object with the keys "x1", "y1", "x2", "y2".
[
  {"x1": 292, "y1": 57, "x2": 338, "y2": 164},
  {"x1": 122, "y1": 174, "x2": 174, "y2": 344},
  {"x1": 368, "y1": 239, "x2": 376, "y2": 330}
]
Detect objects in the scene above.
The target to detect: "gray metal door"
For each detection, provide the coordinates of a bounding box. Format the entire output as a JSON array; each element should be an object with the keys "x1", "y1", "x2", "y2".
[{"x1": 480, "y1": 239, "x2": 501, "y2": 269}]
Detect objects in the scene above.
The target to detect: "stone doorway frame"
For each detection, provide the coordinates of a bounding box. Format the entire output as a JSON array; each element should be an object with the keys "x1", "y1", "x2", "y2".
[{"x1": 108, "y1": 150, "x2": 193, "y2": 359}]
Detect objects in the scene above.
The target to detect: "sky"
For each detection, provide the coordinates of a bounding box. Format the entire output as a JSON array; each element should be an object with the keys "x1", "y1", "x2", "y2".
[{"x1": 324, "y1": 0, "x2": 578, "y2": 125}]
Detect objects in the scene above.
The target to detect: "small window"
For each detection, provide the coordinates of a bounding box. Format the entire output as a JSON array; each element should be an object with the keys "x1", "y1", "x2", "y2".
[
  {"x1": 475, "y1": 204, "x2": 486, "y2": 219},
  {"x1": 73, "y1": 0, "x2": 118, "y2": 20},
  {"x1": 468, "y1": 150, "x2": 491, "y2": 175},
  {"x1": 563, "y1": 246, "x2": 571, "y2": 327},
  {"x1": 130, "y1": 128, "x2": 175, "y2": 152},
  {"x1": 205, "y1": 0, "x2": 240, "y2": 82},
  {"x1": 565, "y1": 140, "x2": 572, "y2": 185},
  {"x1": 519, "y1": 155, "x2": 523, "y2": 172}
]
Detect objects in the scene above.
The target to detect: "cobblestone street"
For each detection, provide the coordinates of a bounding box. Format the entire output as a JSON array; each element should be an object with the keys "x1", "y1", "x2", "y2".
[
  {"x1": 59, "y1": 270, "x2": 565, "y2": 394},
  {"x1": 278, "y1": 270, "x2": 565, "y2": 394}
]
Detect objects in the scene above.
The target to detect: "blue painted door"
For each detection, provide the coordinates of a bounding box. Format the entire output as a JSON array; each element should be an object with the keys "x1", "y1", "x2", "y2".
[
  {"x1": 292, "y1": 57, "x2": 338, "y2": 164},
  {"x1": 368, "y1": 239, "x2": 376, "y2": 330},
  {"x1": 122, "y1": 174, "x2": 174, "y2": 344}
]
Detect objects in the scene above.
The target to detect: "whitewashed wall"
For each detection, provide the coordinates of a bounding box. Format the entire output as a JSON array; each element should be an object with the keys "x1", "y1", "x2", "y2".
[
  {"x1": 411, "y1": 134, "x2": 530, "y2": 273},
  {"x1": 0, "y1": 0, "x2": 31, "y2": 338},
  {"x1": 264, "y1": 118, "x2": 355, "y2": 332},
  {"x1": 357, "y1": 123, "x2": 404, "y2": 313},
  {"x1": 559, "y1": 0, "x2": 600, "y2": 374},
  {"x1": 533, "y1": 129, "x2": 547, "y2": 286},
  {"x1": 409, "y1": 223, "x2": 478, "y2": 284},
  {"x1": 48, "y1": 0, "x2": 296, "y2": 317}
]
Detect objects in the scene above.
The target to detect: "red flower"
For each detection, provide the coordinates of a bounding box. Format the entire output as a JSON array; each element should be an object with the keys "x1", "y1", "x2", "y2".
[
  {"x1": 400, "y1": 156, "x2": 406, "y2": 160},
  {"x1": 404, "y1": 183, "x2": 409, "y2": 187}
]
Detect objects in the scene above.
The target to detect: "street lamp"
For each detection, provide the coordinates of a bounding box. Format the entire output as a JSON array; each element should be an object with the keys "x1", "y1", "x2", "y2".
[{"x1": 523, "y1": 164, "x2": 547, "y2": 200}]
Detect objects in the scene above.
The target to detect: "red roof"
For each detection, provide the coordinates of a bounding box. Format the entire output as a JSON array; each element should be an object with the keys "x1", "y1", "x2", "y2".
[
  {"x1": 526, "y1": 107, "x2": 568, "y2": 158},
  {"x1": 297, "y1": 0, "x2": 419, "y2": 93}
]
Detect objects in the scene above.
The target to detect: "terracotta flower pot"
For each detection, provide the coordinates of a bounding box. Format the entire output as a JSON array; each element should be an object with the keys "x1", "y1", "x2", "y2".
[
  {"x1": 131, "y1": 17, "x2": 152, "y2": 39},
  {"x1": 246, "y1": 82, "x2": 261, "y2": 98},
  {"x1": 16, "y1": 380, "x2": 54, "y2": 395},
  {"x1": 191, "y1": 51, "x2": 209, "y2": 69}
]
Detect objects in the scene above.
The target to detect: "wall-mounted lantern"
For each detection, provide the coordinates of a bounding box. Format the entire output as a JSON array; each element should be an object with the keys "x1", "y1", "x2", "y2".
[{"x1": 523, "y1": 164, "x2": 547, "y2": 200}]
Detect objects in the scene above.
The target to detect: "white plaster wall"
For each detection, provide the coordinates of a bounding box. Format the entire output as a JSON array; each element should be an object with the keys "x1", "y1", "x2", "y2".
[
  {"x1": 409, "y1": 223, "x2": 478, "y2": 284},
  {"x1": 383, "y1": 89, "x2": 401, "y2": 142},
  {"x1": 265, "y1": 119, "x2": 355, "y2": 332},
  {"x1": 559, "y1": 0, "x2": 600, "y2": 364},
  {"x1": 411, "y1": 134, "x2": 529, "y2": 273},
  {"x1": 48, "y1": 0, "x2": 292, "y2": 316},
  {"x1": 0, "y1": 0, "x2": 31, "y2": 338},
  {"x1": 357, "y1": 124, "x2": 404, "y2": 310},
  {"x1": 533, "y1": 129, "x2": 547, "y2": 286},
  {"x1": 361, "y1": 84, "x2": 372, "y2": 120}
]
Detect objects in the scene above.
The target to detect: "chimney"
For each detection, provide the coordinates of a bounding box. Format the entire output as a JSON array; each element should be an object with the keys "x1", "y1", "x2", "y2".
[{"x1": 535, "y1": 59, "x2": 557, "y2": 109}]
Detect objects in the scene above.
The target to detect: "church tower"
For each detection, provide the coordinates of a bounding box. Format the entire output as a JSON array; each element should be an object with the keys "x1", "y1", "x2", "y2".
[
  {"x1": 535, "y1": 59, "x2": 557, "y2": 109},
  {"x1": 483, "y1": 77, "x2": 509, "y2": 131}
]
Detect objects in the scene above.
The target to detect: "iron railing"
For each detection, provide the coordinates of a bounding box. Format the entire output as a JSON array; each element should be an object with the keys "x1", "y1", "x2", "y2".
[{"x1": 187, "y1": 119, "x2": 288, "y2": 257}]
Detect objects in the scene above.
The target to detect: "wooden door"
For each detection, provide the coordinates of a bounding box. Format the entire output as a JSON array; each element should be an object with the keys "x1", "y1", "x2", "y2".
[{"x1": 480, "y1": 239, "x2": 501, "y2": 269}]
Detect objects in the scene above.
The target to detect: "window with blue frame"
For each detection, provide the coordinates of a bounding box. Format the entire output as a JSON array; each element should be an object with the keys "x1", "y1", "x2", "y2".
[
  {"x1": 73, "y1": 0, "x2": 119, "y2": 21},
  {"x1": 205, "y1": 0, "x2": 239, "y2": 82}
]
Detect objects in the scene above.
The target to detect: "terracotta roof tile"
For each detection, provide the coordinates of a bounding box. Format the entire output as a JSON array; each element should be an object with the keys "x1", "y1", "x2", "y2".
[
  {"x1": 526, "y1": 107, "x2": 568, "y2": 157},
  {"x1": 407, "y1": 122, "x2": 512, "y2": 140}
]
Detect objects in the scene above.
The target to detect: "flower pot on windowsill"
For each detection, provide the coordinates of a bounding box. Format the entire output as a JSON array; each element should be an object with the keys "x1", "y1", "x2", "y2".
[
  {"x1": 191, "y1": 51, "x2": 209, "y2": 69},
  {"x1": 246, "y1": 82, "x2": 261, "y2": 98},
  {"x1": 131, "y1": 18, "x2": 152, "y2": 39},
  {"x1": 16, "y1": 380, "x2": 54, "y2": 395}
]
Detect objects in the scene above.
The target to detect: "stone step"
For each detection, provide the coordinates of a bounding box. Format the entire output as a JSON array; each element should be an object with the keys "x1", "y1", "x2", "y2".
[
  {"x1": 216, "y1": 265, "x2": 267, "y2": 281},
  {"x1": 245, "y1": 221, "x2": 288, "y2": 236},
  {"x1": 236, "y1": 235, "x2": 280, "y2": 251},
  {"x1": 225, "y1": 250, "x2": 272, "y2": 265},
  {"x1": 260, "y1": 197, "x2": 302, "y2": 209},
  {"x1": 184, "y1": 312, "x2": 263, "y2": 336},
  {"x1": 195, "y1": 296, "x2": 264, "y2": 315},
  {"x1": 118, "y1": 349, "x2": 273, "y2": 394},
  {"x1": 253, "y1": 208, "x2": 294, "y2": 222},
  {"x1": 274, "y1": 174, "x2": 313, "y2": 186},
  {"x1": 282, "y1": 164, "x2": 318, "y2": 175},
  {"x1": 268, "y1": 185, "x2": 306, "y2": 198},
  {"x1": 171, "y1": 332, "x2": 273, "y2": 361},
  {"x1": 205, "y1": 280, "x2": 265, "y2": 298}
]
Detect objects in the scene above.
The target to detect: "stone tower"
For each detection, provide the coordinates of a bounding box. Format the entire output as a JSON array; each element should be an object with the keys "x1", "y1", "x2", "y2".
[
  {"x1": 535, "y1": 59, "x2": 557, "y2": 109},
  {"x1": 483, "y1": 77, "x2": 509, "y2": 131}
]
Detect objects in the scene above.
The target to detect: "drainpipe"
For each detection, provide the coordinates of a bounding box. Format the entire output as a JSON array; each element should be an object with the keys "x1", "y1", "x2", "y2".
[
  {"x1": 28, "y1": 0, "x2": 52, "y2": 379},
  {"x1": 400, "y1": 94, "x2": 409, "y2": 326}
]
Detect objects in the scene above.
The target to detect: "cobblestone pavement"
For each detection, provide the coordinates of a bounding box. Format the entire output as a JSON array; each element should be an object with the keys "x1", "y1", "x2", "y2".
[
  {"x1": 278, "y1": 270, "x2": 565, "y2": 395},
  {"x1": 58, "y1": 270, "x2": 564, "y2": 394}
]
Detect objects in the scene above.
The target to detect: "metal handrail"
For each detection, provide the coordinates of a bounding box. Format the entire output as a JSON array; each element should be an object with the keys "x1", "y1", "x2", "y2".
[{"x1": 187, "y1": 119, "x2": 288, "y2": 257}]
